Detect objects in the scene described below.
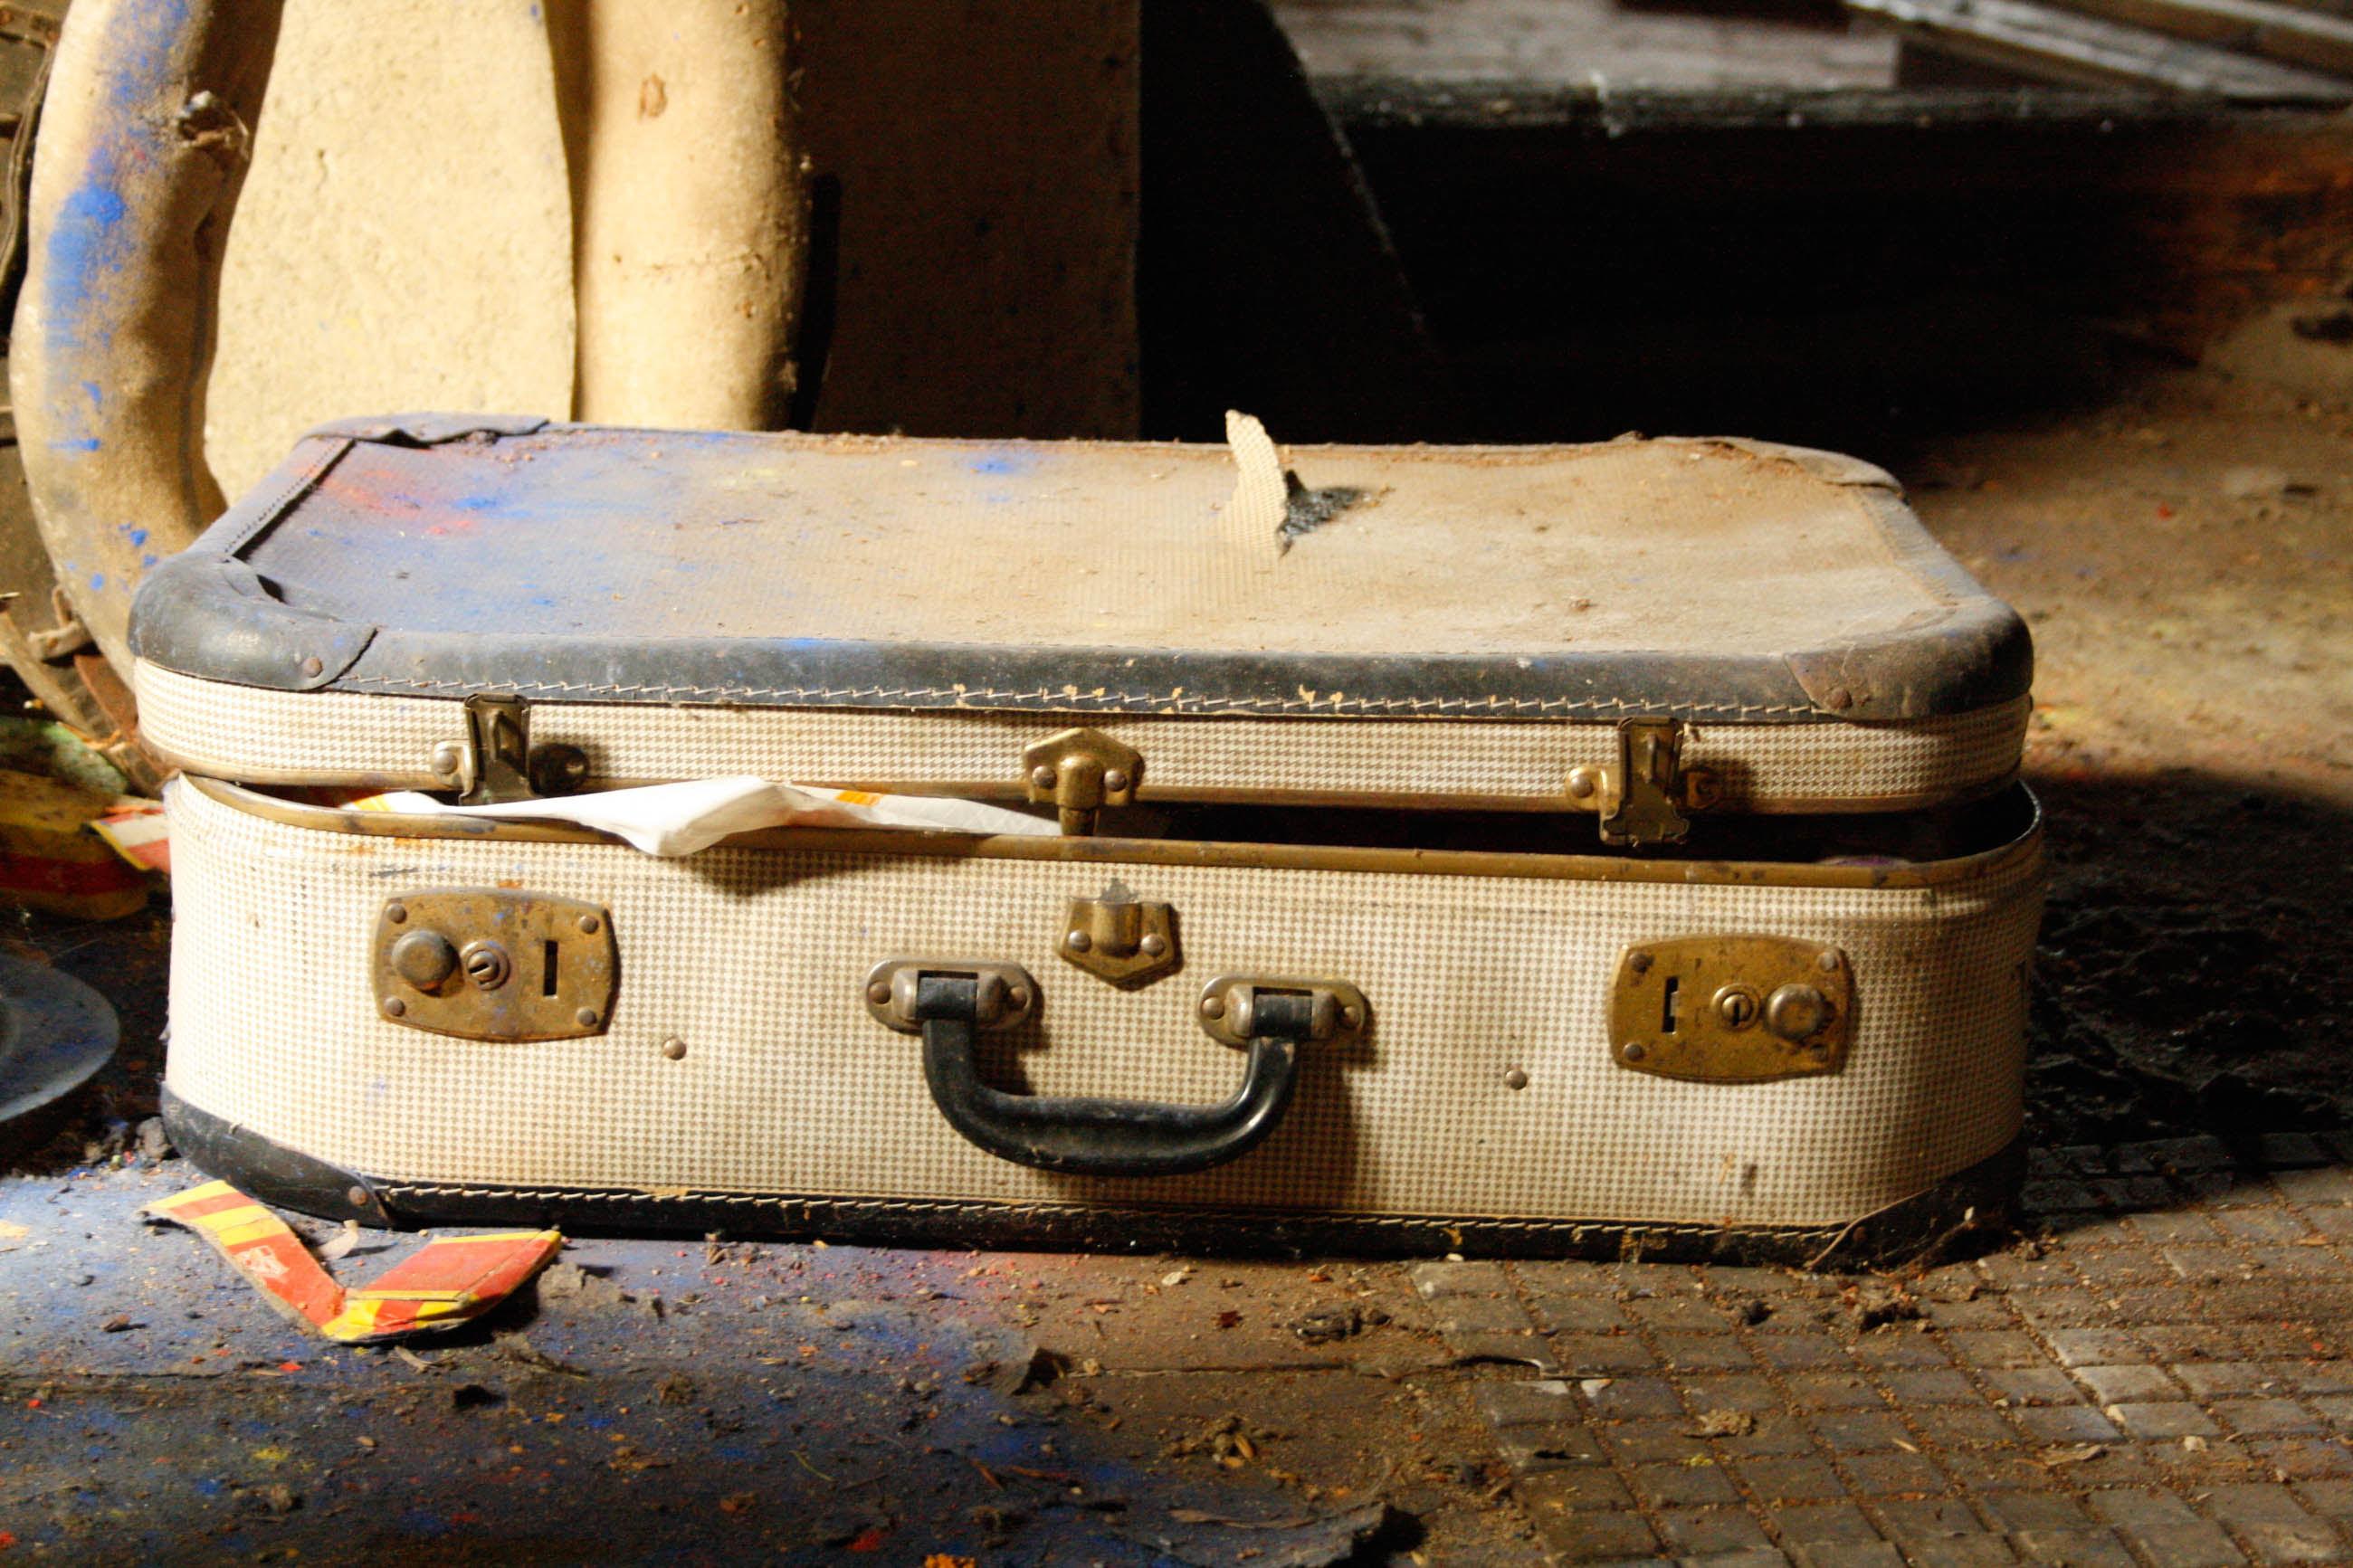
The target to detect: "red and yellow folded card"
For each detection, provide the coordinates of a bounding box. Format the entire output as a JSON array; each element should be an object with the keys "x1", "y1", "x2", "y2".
[{"x1": 147, "y1": 1180, "x2": 561, "y2": 1344}]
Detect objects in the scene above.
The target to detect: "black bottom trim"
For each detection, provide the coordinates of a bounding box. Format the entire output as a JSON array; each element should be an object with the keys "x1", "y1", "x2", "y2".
[
  {"x1": 161, "y1": 1086, "x2": 2020, "y2": 1267},
  {"x1": 160, "y1": 1087, "x2": 392, "y2": 1225}
]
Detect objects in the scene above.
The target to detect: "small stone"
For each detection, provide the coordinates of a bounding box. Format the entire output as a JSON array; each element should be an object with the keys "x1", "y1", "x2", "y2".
[
  {"x1": 136, "y1": 1117, "x2": 171, "y2": 1162},
  {"x1": 2221, "y1": 464, "x2": 2301, "y2": 499}
]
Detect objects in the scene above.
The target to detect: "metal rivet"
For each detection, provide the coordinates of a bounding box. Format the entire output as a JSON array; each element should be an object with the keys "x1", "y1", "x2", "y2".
[
  {"x1": 1817, "y1": 950, "x2": 1839, "y2": 972},
  {"x1": 1065, "y1": 930, "x2": 1091, "y2": 953},
  {"x1": 1628, "y1": 952, "x2": 1652, "y2": 975},
  {"x1": 386, "y1": 903, "x2": 407, "y2": 924},
  {"x1": 1504, "y1": 1068, "x2": 1529, "y2": 1090},
  {"x1": 660, "y1": 1037, "x2": 686, "y2": 1060},
  {"x1": 1199, "y1": 995, "x2": 1226, "y2": 1020},
  {"x1": 577, "y1": 914, "x2": 600, "y2": 935},
  {"x1": 346, "y1": 1187, "x2": 369, "y2": 1208},
  {"x1": 575, "y1": 1007, "x2": 599, "y2": 1028},
  {"x1": 300, "y1": 655, "x2": 324, "y2": 678},
  {"x1": 1139, "y1": 933, "x2": 1167, "y2": 957},
  {"x1": 1826, "y1": 686, "x2": 1853, "y2": 711},
  {"x1": 382, "y1": 996, "x2": 405, "y2": 1017},
  {"x1": 1029, "y1": 765, "x2": 1057, "y2": 790},
  {"x1": 1341, "y1": 1005, "x2": 1362, "y2": 1029},
  {"x1": 1623, "y1": 1041, "x2": 1646, "y2": 1061},
  {"x1": 1009, "y1": 986, "x2": 1031, "y2": 1011},
  {"x1": 1101, "y1": 768, "x2": 1129, "y2": 793},
  {"x1": 428, "y1": 741, "x2": 462, "y2": 778},
  {"x1": 1566, "y1": 767, "x2": 1600, "y2": 800},
  {"x1": 865, "y1": 982, "x2": 891, "y2": 1004}
]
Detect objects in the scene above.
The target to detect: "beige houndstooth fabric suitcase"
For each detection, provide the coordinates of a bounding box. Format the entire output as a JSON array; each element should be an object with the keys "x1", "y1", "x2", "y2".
[{"x1": 134, "y1": 416, "x2": 2043, "y2": 1262}]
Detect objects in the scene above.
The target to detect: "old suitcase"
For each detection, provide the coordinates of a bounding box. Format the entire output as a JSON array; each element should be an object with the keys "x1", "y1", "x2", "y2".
[{"x1": 130, "y1": 415, "x2": 2043, "y2": 1263}]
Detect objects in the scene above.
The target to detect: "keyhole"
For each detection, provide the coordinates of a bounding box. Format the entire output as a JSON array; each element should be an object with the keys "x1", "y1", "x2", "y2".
[
  {"x1": 542, "y1": 939, "x2": 560, "y2": 997},
  {"x1": 1662, "y1": 975, "x2": 1681, "y2": 1034}
]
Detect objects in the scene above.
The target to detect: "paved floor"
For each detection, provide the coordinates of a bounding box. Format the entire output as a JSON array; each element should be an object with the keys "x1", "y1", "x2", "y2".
[{"x1": 1433, "y1": 1133, "x2": 2353, "y2": 1564}]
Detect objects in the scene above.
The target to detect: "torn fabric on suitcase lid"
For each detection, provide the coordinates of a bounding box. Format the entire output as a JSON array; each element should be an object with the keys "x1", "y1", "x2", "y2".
[
  {"x1": 336, "y1": 777, "x2": 1058, "y2": 857},
  {"x1": 144, "y1": 1180, "x2": 562, "y2": 1344}
]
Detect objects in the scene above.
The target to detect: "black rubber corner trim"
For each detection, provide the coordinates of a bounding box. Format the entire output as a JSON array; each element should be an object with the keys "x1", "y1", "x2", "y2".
[
  {"x1": 159, "y1": 1086, "x2": 392, "y2": 1226},
  {"x1": 129, "y1": 553, "x2": 376, "y2": 691},
  {"x1": 1785, "y1": 600, "x2": 2034, "y2": 722},
  {"x1": 300, "y1": 413, "x2": 550, "y2": 446},
  {"x1": 1784, "y1": 486, "x2": 2034, "y2": 719}
]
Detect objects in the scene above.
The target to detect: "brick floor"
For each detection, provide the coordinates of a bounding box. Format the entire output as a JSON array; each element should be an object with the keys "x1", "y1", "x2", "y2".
[{"x1": 1453, "y1": 1139, "x2": 2353, "y2": 1566}]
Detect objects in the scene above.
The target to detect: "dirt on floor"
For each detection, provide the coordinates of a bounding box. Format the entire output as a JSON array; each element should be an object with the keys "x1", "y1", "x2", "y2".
[{"x1": 1898, "y1": 368, "x2": 2353, "y2": 1149}]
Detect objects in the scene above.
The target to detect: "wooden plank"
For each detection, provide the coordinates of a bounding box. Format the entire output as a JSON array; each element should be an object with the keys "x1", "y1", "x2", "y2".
[
  {"x1": 2036, "y1": 0, "x2": 2353, "y2": 77},
  {"x1": 1846, "y1": 0, "x2": 2353, "y2": 99}
]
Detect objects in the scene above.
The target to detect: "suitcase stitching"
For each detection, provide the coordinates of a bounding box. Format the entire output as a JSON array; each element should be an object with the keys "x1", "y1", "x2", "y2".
[
  {"x1": 332, "y1": 673, "x2": 1815, "y2": 718},
  {"x1": 374, "y1": 1182, "x2": 1841, "y2": 1243}
]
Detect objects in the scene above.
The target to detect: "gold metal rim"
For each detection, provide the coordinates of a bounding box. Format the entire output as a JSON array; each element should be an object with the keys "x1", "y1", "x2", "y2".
[{"x1": 184, "y1": 775, "x2": 2043, "y2": 891}]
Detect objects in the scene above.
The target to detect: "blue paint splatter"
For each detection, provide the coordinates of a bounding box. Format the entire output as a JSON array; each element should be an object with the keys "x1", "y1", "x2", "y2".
[
  {"x1": 88, "y1": 573, "x2": 105, "y2": 591},
  {"x1": 969, "y1": 446, "x2": 1036, "y2": 476},
  {"x1": 54, "y1": 438, "x2": 100, "y2": 451}
]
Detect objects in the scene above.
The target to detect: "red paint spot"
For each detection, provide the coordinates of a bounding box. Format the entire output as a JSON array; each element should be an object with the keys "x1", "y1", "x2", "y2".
[
  {"x1": 23, "y1": 1400, "x2": 37, "y2": 1409},
  {"x1": 0, "y1": 1528, "x2": 16, "y2": 1547},
  {"x1": 846, "y1": 1527, "x2": 888, "y2": 1552},
  {"x1": 280, "y1": 1362, "x2": 302, "y2": 1373},
  {"x1": 2157, "y1": 504, "x2": 2174, "y2": 518}
]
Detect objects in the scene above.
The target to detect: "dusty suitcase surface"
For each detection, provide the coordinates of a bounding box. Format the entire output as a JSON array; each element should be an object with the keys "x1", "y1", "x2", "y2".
[{"x1": 130, "y1": 418, "x2": 2044, "y2": 1263}]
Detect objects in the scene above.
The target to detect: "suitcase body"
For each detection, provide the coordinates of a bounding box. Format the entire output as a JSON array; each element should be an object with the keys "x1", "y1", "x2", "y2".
[{"x1": 135, "y1": 417, "x2": 2043, "y2": 1261}]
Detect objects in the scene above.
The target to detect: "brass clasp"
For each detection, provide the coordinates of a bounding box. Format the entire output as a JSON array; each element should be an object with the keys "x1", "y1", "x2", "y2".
[
  {"x1": 1021, "y1": 727, "x2": 1142, "y2": 836},
  {"x1": 1565, "y1": 718, "x2": 1714, "y2": 847}
]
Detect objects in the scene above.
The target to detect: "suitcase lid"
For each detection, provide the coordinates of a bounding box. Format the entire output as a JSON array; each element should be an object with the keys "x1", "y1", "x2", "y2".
[
  {"x1": 134, "y1": 415, "x2": 2026, "y2": 722},
  {"x1": 129, "y1": 417, "x2": 2030, "y2": 838}
]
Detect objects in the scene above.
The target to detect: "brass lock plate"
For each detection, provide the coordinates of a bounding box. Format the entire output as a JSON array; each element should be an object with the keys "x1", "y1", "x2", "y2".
[
  {"x1": 1059, "y1": 882, "x2": 1180, "y2": 988},
  {"x1": 374, "y1": 889, "x2": 617, "y2": 1041},
  {"x1": 1608, "y1": 936, "x2": 1851, "y2": 1083}
]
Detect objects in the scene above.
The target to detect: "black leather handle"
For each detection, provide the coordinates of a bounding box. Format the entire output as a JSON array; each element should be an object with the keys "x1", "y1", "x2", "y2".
[{"x1": 914, "y1": 974, "x2": 1305, "y2": 1177}]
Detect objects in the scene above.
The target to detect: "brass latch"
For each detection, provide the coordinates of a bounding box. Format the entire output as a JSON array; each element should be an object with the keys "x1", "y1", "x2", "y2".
[
  {"x1": 1608, "y1": 936, "x2": 1852, "y2": 1083},
  {"x1": 428, "y1": 694, "x2": 591, "y2": 803},
  {"x1": 1060, "y1": 880, "x2": 1180, "y2": 988},
  {"x1": 1022, "y1": 727, "x2": 1142, "y2": 836},
  {"x1": 1565, "y1": 718, "x2": 1716, "y2": 846},
  {"x1": 374, "y1": 889, "x2": 618, "y2": 1041},
  {"x1": 863, "y1": 959, "x2": 1039, "y2": 1033},
  {"x1": 1195, "y1": 974, "x2": 1368, "y2": 1050}
]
